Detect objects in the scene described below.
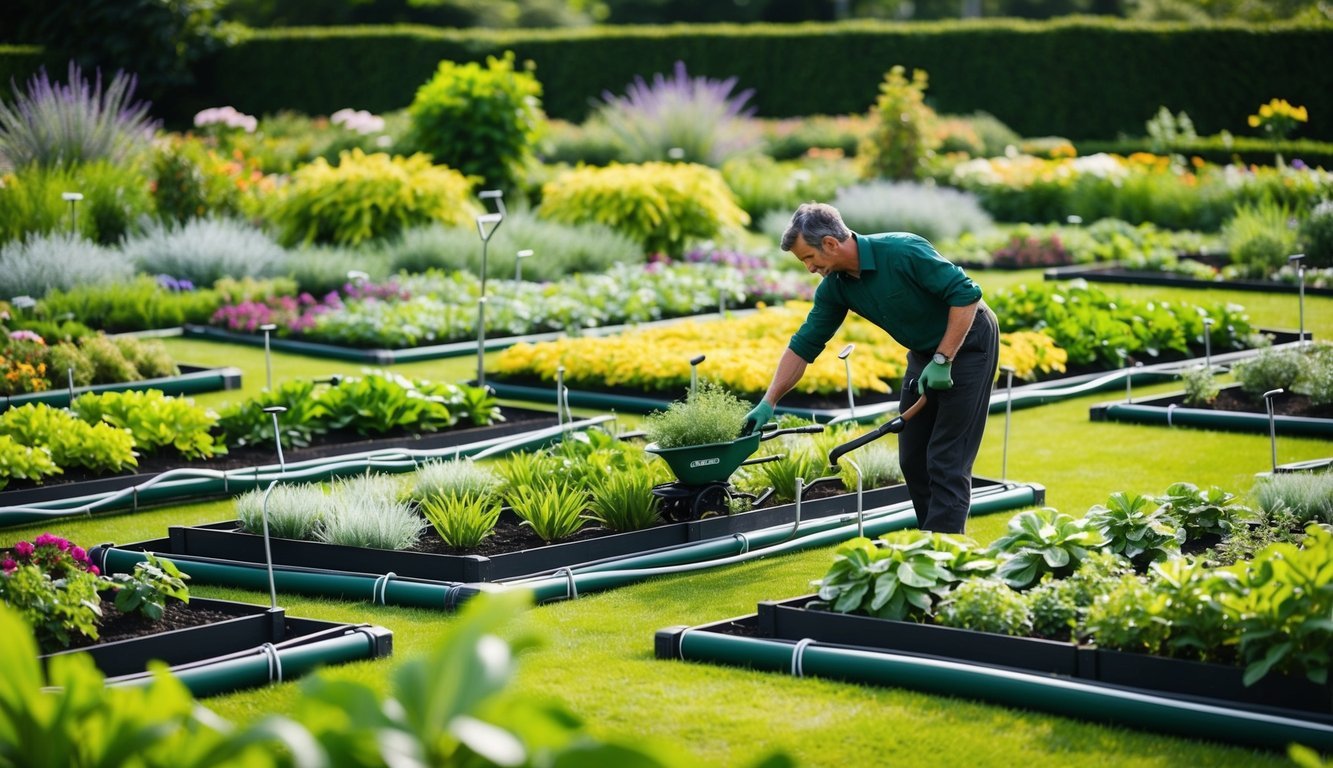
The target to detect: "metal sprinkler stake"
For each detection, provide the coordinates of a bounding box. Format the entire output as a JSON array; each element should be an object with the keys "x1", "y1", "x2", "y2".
[
  {"x1": 1263, "y1": 389, "x2": 1283, "y2": 473},
  {"x1": 259, "y1": 405, "x2": 288, "y2": 611},
  {"x1": 474, "y1": 212, "x2": 504, "y2": 388},
  {"x1": 1203, "y1": 317, "x2": 1214, "y2": 372},
  {"x1": 61, "y1": 192, "x2": 83, "y2": 233},
  {"x1": 515, "y1": 249, "x2": 532, "y2": 281},
  {"x1": 1001, "y1": 365, "x2": 1015, "y2": 481},
  {"x1": 839, "y1": 344, "x2": 856, "y2": 419},
  {"x1": 689, "y1": 355, "x2": 705, "y2": 398},
  {"x1": 556, "y1": 365, "x2": 566, "y2": 429},
  {"x1": 66, "y1": 366, "x2": 75, "y2": 408},
  {"x1": 259, "y1": 323, "x2": 278, "y2": 390},
  {"x1": 1289, "y1": 253, "x2": 1307, "y2": 347}
]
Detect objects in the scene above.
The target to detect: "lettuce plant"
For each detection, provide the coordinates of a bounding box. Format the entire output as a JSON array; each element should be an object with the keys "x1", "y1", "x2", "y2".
[{"x1": 72, "y1": 390, "x2": 224, "y2": 460}]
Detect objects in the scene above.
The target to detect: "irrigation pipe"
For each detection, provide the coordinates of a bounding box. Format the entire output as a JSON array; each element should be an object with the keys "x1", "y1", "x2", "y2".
[
  {"x1": 90, "y1": 483, "x2": 1039, "y2": 610},
  {"x1": 0, "y1": 416, "x2": 613, "y2": 528},
  {"x1": 667, "y1": 631, "x2": 1333, "y2": 752}
]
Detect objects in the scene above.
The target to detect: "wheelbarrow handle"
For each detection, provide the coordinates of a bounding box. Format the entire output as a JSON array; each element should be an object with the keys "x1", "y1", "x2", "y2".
[
  {"x1": 828, "y1": 395, "x2": 928, "y2": 467},
  {"x1": 759, "y1": 424, "x2": 826, "y2": 442}
]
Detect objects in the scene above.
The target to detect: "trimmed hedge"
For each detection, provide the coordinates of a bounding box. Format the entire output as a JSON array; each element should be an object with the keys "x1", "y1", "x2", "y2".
[
  {"x1": 1076, "y1": 137, "x2": 1333, "y2": 169},
  {"x1": 4, "y1": 19, "x2": 1332, "y2": 141}
]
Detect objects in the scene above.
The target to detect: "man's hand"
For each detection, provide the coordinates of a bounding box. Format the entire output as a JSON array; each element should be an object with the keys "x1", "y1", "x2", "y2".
[
  {"x1": 741, "y1": 401, "x2": 774, "y2": 436},
  {"x1": 918, "y1": 361, "x2": 953, "y2": 394}
]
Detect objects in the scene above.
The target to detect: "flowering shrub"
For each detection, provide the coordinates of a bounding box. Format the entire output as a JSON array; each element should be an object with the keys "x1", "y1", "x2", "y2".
[
  {"x1": 194, "y1": 105, "x2": 258, "y2": 134},
  {"x1": 330, "y1": 108, "x2": 385, "y2": 135},
  {"x1": 3, "y1": 532, "x2": 100, "y2": 577},
  {"x1": 211, "y1": 290, "x2": 343, "y2": 334},
  {"x1": 1247, "y1": 98, "x2": 1308, "y2": 140},
  {"x1": 1, "y1": 533, "x2": 104, "y2": 649}
]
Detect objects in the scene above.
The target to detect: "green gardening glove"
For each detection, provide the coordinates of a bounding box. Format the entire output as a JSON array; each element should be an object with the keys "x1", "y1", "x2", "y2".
[
  {"x1": 918, "y1": 360, "x2": 954, "y2": 395},
  {"x1": 741, "y1": 401, "x2": 774, "y2": 436}
]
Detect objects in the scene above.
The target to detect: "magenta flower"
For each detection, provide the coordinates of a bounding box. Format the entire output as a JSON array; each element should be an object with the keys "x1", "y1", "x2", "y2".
[{"x1": 13, "y1": 540, "x2": 34, "y2": 558}]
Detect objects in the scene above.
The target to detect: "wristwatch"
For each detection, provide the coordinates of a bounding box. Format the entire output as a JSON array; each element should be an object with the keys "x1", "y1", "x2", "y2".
[{"x1": 932, "y1": 352, "x2": 951, "y2": 365}]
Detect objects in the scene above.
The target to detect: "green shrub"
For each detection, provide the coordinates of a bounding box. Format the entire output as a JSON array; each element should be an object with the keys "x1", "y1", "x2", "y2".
[
  {"x1": 588, "y1": 60, "x2": 758, "y2": 167},
  {"x1": 987, "y1": 507, "x2": 1109, "y2": 589},
  {"x1": 1301, "y1": 199, "x2": 1333, "y2": 269},
  {"x1": 1223, "y1": 198, "x2": 1301, "y2": 279},
  {"x1": 958, "y1": 111, "x2": 1022, "y2": 157},
  {"x1": 38, "y1": 275, "x2": 220, "y2": 333},
  {"x1": 860, "y1": 65, "x2": 940, "y2": 181},
  {"x1": 1155, "y1": 481, "x2": 1252, "y2": 541},
  {"x1": 268, "y1": 149, "x2": 478, "y2": 247},
  {"x1": 1251, "y1": 473, "x2": 1333, "y2": 525},
  {"x1": 1083, "y1": 573, "x2": 1168, "y2": 654},
  {"x1": 1180, "y1": 364, "x2": 1220, "y2": 406},
  {"x1": 112, "y1": 337, "x2": 178, "y2": 380},
  {"x1": 538, "y1": 161, "x2": 749, "y2": 256},
  {"x1": 1084, "y1": 491, "x2": 1183, "y2": 568},
  {"x1": 936, "y1": 578, "x2": 1033, "y2": 636},
  {"x1": 150, "y1": 134, "x2": 248, "y2": 222},
  {"x1": 1232, "y1": 346, "x2": 1304, "y2": 397},
  {"x1": 721, "y1": 154, "x2": 857, "y2": 226},
  {"x1": 78, "y1": 334, "x2": 140, "y2": 383},
  {"x1": 642, "y1": 380, "x2": 751, "y2": 450},
  {"x1": 0, "y1": 233, "x2": 133, "y2": 299},
  {"x1": 406, "y1": 51, "x2": 544, "y2": 193}
]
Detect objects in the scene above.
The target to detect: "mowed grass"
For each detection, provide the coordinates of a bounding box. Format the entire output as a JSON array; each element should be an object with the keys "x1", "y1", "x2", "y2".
[{"x1": 4, "y1": 272, "x2": 1329, "y2": 767}]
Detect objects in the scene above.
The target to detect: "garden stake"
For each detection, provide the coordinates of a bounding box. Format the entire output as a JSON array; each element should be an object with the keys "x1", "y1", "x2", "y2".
[
  {"x1": 62, "y1": 191, "x2": 82, "y2": 232},
  {"x1": 779, "y1": 477, "x2": 805, "y2": 544},
  {"x1": 1203, "y1": 317, "x2": 1213, "y2": 371},
  {"x1": 66, "y1": 366, "x2": 75, "y2": 407},
  {"x1": 474, "y1": 210, "x2": 504, "y2": 388},
  {"x1": 260, "y1": 323, "x2": 277, "y2": 390},
  {"x1": 1001, "y1": 365, "x2": 1015, "y2": 481},
  {"x1": 260, "y1": 405, "x2": 289, "y2": 611},
  {"x1": 1289, "y1": 253, "x2": 1307, "y2": 347},
  {"x1": 515, "y1": 249, "x2": 532, "y2": 281},
  {"x1": 1263, "y1": 389, "x2": 1283, "y2": 473},
  {"x1": 556, "y1": 366, "x2": 566, "y2": 430},
  {"x1": 689, "y1": 354, "x2": 705, "y2": 398},
  {"x1": 839, "y1": 344, "x2": 856, "y2": 419}
]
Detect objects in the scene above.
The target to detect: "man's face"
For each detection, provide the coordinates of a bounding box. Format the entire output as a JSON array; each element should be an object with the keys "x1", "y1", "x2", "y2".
[{"x1": 791, "y1": 234, "x2": 839, "y2": 277}]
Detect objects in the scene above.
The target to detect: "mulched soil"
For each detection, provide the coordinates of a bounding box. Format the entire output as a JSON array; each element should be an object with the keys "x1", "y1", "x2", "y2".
[
  {"x1": 58, "y1": 599, "x2": 246, "y2": 650},
  {"x1": 1199, "y1": 389, "x2": 1333, "y2": 419}
]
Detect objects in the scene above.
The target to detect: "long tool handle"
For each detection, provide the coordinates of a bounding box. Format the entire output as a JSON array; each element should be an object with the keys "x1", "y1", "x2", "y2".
[{"x1": 828, "y1": 395, "x2": 928, "y2": 467}]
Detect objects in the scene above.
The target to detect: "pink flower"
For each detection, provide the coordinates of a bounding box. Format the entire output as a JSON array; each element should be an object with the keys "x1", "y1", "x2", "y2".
[
  {"x1": 2, "y1": 558, "x2": 16, "y2": 573},
  {"x1": 13, "y1": 540, "x2": 34, "y2": 558},
  {"x1": 8, "y1": 330, "x2": 45, "y2": 345}
]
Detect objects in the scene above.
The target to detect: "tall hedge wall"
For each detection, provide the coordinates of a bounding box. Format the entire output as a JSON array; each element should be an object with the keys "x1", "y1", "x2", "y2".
[{"x1": 5, "y1": 19, "x2": 1331, "y2": 141}]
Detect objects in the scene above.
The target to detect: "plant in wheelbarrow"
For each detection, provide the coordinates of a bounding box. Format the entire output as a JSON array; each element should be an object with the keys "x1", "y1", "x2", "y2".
[{"x1": 641, "y1": 380, "x2": 752, "y2": 450}]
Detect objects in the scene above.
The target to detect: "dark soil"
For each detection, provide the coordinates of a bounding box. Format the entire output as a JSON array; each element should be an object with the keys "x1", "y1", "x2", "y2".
[
  {"x1": 58, "y1": 599, "x2": 244, "y2": 651},
  {"x1": 491, "y1": 373, "x2": 897, "y2": 412},
  {"x1": 1201, "y1": 389, "x2": 1333, "y2": 419}
]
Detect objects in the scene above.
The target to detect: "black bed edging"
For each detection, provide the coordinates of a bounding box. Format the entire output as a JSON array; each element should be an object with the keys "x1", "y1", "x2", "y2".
[
  {"x1": 122, "y1": 478, "x2": 1014, "y2": 583},
  {"x1": 40, "y1": 596, "x2": 393, "y2": 681},
  {"x1": 1, "y1": 364, "x2": 242, "y2": 412},
  {"x1": 679, "y1": 594, "x2": 1332, "y2": 720}
]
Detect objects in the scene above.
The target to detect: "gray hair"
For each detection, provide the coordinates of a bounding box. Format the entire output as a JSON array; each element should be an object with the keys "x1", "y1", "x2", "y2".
[{"x1": 780, "y1": 202, "x2": 852, "y2": 252}]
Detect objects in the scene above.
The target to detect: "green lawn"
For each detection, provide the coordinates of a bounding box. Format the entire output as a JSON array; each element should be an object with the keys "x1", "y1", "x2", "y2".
[{"x1": 4, "y1": 271, "x2": 1330, "y2": 767}]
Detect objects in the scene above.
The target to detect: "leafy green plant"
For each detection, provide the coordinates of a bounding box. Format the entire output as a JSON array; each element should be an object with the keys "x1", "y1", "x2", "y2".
[
  {"x1": 1228, "y1": 525, "x2": 1333, "y2": 685},
  {"x1": 1155, "y1": 481, "x2": 1252, "y2": 540},
  {"x1": 217, "y1": 379, "x2": 329, "y2": 450},
  {"x1": 860, "y1": 65, "x2": 940, "y2": 181},
  {"x1": 538, "y1": 161, "x2": 749, "y2": 257},
  {"x1": 72, "y1": 390, "x2": 223, "y2": 460},
  {"x1": 1180, "y1": 364, "x2": 1220, "y2": 406},
  {"x1": 1250, "y1": 473, "x2": 1333, "y2": 525},
  {"x1": 1082, "y1": 573, "x2": 1171, "y2": 655},
  {"x1": 585, "y1": 468, "x2": 662, "y2": 532},
  {"x1": 1083, "y1": 492, "x2": 1183, "y2": 568},
  {"x1": 507, "y1": 478, "x2": 588, "y2": 543},
  {"x1": 812, "y1": 531, "x2": 995, "y2": 621},
  {"x1": 105, "y1": 553, "x2": 190, "y2": 621},
  {"x1": 747, "y1": 445, "x2": 830, "y2": 505},
  {"x1": 235, "y1": 482, "x2": 326, "y2": 541},
  {"x1": 321, "y1": 371, "x2": 457, "y2": 436},
  {"x1": 642, "y1": 380, "x2": 751, "y2": 450},
  {"x1": 986, "y1": 508, "x2": 1109, "y2": 589},
  {"x1": 0, "y1": 435, "x2": 60, "y2": 489},
  {"x1": 1027, "y1": 550, "x2": 1135, "y2": 641},
  {"x1": 268, "y1": 149, "x2": 477, "y2": 246},
  {"x1": 38, "y1": 275, "x2": 220, "y2": 335},
  {"x1": 420, "y1": 492, "x2": 502, "y2": 549},
  {"x1": 0, "y1": 403, "x2": 137, "y2": 475},
  {"x1": 936, "y1": 578, "x2": 1033, "y2": 637},
  {"x1": 1232, "y1": 345, "x2": 1304, "y2": 397},
  {"x1": 1144, "y1": 557, "x2": 1241, "y2": 664},
  {"x1": 590, "y1": 60, "x2": 757, "y2": 167},
  {"x1": 494, "y1": 450, "x2": 556, "y2": 496},
  {"x1": 316, "y1": 474, "x2": 420, "y2": 550},
  {"x1": 77, "y1": 334, "x2": 140, "y2": 384},
  {"x1": 406, "y1": 50, "x2": 544, "y2": 192}
]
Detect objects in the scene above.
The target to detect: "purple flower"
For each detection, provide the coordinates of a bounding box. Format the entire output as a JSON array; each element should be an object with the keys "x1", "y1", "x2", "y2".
[
  {"x1": 1292, "y1": 158, "x2": 1308, "y2": 170},
  {"x1": 2, "y1": 558, "x2": 16, "y2": 573},
  {"x1": 13, "y1": 540, "x2": 33, "y2": 558}
]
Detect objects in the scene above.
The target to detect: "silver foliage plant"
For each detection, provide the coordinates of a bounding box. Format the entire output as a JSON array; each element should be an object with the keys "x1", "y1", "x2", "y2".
[
  {"x1": 0, "y1": 232, "x2": 134, "y2": 299},
  {"x1": 121, "y1": 217, "x2": 289, "y2": 286},
  {"x1": 832, "y1": 181, "x2": 994, "y2": 244}
]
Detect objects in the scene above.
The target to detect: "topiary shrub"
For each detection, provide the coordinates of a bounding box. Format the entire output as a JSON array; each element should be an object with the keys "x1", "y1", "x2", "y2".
[
  {"x1": 537, "y1": 161, "x2": 749, "y2": 256},
  {"x1": 859, "y1": 65, "x2": 940, "y2": 181},
  {"x1": 267, "y1": 149, "x2": 477, "y2": 246},
  {"x1": 406, "y1": 51, "x2": 545, "y2": 193}
]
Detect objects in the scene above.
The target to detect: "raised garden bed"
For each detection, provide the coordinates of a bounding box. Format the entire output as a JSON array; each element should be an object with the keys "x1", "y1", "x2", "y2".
[
  {"x1": 40, "y1": 595, "x2": 393, "y2": 697},
  {"x1": 0, "y1": 406, "x2": 564, "y2": 523},
  {"x1": 1090, "y1": 383, "x2": 1333, "y2": 437},
  {"x1": 1044, "y1": 262, "x2": 1333, "y2": 297},
  {"x1": 0, "y1": 364, "x2": 242, "y2": 411},
  {"x1": 107, "y1": 477, "x2": 1036, "y2": 584}
]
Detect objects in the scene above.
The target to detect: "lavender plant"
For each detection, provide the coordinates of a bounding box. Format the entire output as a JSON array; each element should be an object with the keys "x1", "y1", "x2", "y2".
[
  {"x1": 591, "y1": 61, "x2": 759, "y2": 166},
  {"x1": 0, "y1": 232, "x2": 133, "y2": 298},
  {"x1": 0, "y1": 63, "x2": 157, "y2": 172}
]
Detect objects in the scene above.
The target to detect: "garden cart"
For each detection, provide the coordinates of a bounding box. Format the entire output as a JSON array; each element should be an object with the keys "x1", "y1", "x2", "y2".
[{"x1": 644, "y1": 423, "x2": 825, "y2": 521}]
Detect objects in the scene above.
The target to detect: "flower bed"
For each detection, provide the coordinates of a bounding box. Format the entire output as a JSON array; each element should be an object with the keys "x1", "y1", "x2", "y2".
[{"x1": 1091, "y1": 383, "x2": 1333, "y2": 437}]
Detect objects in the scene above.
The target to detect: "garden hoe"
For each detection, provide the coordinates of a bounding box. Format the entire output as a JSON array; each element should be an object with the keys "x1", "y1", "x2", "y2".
[{"x1": 828, "y1": 392, "x2": 929, "y2": 468}]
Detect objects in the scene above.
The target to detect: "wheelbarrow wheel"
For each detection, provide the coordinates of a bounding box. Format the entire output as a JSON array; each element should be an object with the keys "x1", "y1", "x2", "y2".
[{"x1": 692, "y1": 483, "x2": 732, "y2": 519}]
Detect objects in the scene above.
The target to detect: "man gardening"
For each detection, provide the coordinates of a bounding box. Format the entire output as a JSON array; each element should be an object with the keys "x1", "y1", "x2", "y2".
[{"x1": 741, "y1": 202, "x2": 999, "y2": 534}]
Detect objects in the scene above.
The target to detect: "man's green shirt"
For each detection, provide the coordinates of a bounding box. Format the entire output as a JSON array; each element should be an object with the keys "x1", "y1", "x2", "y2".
[{"x1": 788, "y1": 232, "x2": 983, "y2": 363}]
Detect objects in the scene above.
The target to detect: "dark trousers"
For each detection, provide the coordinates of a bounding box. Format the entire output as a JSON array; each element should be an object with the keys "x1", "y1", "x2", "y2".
[{"x1": 897, "y1": 305, "x2": 999, "y2": 533}]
